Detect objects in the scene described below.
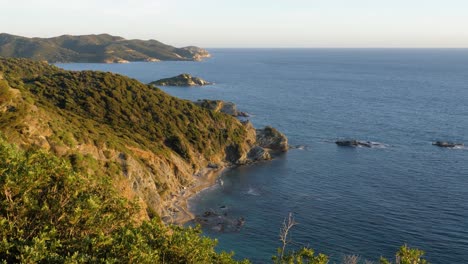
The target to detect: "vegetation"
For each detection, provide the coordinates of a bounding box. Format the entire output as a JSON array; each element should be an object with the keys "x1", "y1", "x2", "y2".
[
  {"x1": 0, "y1": 58, "x2": 430, "y2": 263},
  {"x1": 0, "y1": 33, "x2": 210, "y2": 63},
  {"x1": 0, "y1": 138, "x2": 247, "y2": 263},
  {"x1": 0, "y1": 58, "x2": 247, "y2": 163},
  {"x1": 272, "y1": 214, "x2": 428, "y2": 264}
]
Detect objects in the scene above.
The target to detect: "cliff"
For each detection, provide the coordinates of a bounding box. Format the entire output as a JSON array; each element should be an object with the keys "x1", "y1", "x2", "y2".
[
  {"x1": 0, "y1": 58, "x2": 285, "y2": 223},
  {"x1": 0, "y1": 33, "x2": 211, "y2": 63}
]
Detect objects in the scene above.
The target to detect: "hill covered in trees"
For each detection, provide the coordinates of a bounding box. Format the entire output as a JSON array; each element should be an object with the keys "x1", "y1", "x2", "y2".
[{"x1": 0, "y1": 33, "x2": 210, "y2": 63}]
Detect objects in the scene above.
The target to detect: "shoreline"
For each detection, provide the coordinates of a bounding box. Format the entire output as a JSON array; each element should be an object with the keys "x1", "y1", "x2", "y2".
[{"x1": 168, "y1": 165, "x2": 229, "y2": 225}]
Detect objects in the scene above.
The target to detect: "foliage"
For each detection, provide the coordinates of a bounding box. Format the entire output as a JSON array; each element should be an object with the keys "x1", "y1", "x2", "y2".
[
  {"x1": 0, "y1": 33, "x2": 208, "y2": 63},
  {"x1": 0, "y1": 138, "x2": 247, "y2": 263},
  {"x1": 0, "y1": 58, "x2": 248, "y2": 164},
  {"x1": 380, "y1": 245, "x2": 428, "y2": 264},
  {"x1": 273, "y1": 213, "x2": 329, "y2": 264},
  {"x1": 272, "y1": 214, "x2": 428, "y2": 264}
]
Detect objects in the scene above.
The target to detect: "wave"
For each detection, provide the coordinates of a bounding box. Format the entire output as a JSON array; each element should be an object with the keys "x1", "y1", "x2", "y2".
[{"x1": 245, "y1": 186, "x2": 260, "y2": 196}]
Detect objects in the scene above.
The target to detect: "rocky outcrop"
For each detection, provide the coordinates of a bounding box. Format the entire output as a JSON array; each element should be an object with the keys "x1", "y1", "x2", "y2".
[
  {"x1": 194, "y1": 99, "x2": 249, "y2": 117},
  {"x1": 433, "y1": 141, "x2": 464, "y2": 148},
  {"x1": 149, "y1": 74, "x2": 212, "y2": 86},
  {"x1": 180, "y1": 46, "x2": 211, "y2": 61},
  {"x1": 256, "y1": 126, "x2": 289, "y2": 152}
]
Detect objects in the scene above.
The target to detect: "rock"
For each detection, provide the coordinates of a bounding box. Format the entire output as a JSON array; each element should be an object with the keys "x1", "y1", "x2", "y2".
[
  {"x1": 247, "y1": 146, "x2": 271, "y2": 161},
  {"x1": 194, "y1": 99, "x2": 249, "y2": 117},
  {"x1": 335, "y1": 139, "x2": 374, "y2": 148},
  {"x1": 149, "y1": 74, "x2": 212, "y2": 86},
  {"x1": 207, "y1": 162, "x2": 220, "y2": 169},
  {"x1": 194, "y1": 209, "x2": 246, "y2": 233},
  {"x1": 237, "y1": 111, "x2": 250, "y2": 117},
  {"x1": 256, "y1": 126, "x2": 289, "y2": 152},
  {"x1": 145, "y1": 58, "x2": 160, "y2": 62},
  {"x1": 433, "y1": 141, "x2": 464, "y2": 148}
]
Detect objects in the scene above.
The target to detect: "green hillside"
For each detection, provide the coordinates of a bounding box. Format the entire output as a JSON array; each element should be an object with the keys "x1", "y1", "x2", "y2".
[
  {"x1": 0, "y1": 33, "x2": 210, "y2": 63},
  {"x1": 0, "y1": 57, "x2": 258, "y2": 222}
]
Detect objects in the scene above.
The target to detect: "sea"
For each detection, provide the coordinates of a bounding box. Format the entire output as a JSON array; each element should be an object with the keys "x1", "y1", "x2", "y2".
[{"x1": 58, "y1": 49, "x2": 468, "y2": 263}]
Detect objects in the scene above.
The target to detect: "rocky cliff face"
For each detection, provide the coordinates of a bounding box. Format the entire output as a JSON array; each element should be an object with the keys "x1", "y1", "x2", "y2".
[{"x1": 0, "y1": 58, "x2": 286, "y2": 223}]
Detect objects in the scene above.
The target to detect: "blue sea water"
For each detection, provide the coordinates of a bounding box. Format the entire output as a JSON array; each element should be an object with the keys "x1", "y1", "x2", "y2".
[{"x1": 58, "y1": 49, "x2": 468, "y2": 263}]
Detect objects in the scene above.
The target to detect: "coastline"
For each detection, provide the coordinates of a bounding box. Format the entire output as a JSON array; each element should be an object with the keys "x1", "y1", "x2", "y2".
[{"x1": 168, "y1": 166, "x2": 228, "y2": 225}]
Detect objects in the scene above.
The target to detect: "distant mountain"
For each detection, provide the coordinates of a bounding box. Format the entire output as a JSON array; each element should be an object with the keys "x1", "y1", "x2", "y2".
[{"x1": 0, "y1": 33, "x2": 211, "y2": 63}]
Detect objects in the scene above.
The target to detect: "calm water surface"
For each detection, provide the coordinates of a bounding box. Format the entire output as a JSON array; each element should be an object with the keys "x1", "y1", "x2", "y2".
[{"x1": 58, "y1": 49, "x2": 468, "y2": 263}]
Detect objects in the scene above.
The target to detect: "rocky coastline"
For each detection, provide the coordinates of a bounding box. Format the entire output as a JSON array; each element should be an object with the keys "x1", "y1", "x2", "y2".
[{"x1": 169, "y1": 123, "x2": 289, "y2": 224}]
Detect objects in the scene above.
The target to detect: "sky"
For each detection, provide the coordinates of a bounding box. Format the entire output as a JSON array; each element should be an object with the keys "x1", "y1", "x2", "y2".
[{"x1": 1, "y1": 0, "x2": 468, "y2": 48}]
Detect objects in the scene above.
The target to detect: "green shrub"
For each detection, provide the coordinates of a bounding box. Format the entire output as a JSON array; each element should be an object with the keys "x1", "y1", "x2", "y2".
[{"x1": 0, "y1": 138, "x2": 247, "y2": 263}]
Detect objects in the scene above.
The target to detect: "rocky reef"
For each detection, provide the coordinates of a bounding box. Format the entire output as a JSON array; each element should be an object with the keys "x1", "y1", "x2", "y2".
[
  {"x1": 433, "y1": 141, "x2": 464, "y2": 148},
  {"x1": 335, "y1": 139, "x2": 386, "y2": 148},
  {"x1": 194, "y1": 209, "x2": 245, "y2": 233},
  {"x1": 194, "y1": 99, "x2": 249, "y2": 117},
  {"x1": 149, "y1": 74, "x2": 212, "y2": 86}
]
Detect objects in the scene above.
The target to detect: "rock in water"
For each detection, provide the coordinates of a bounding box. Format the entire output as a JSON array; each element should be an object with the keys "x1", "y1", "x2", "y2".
[
  {"x1": 335, "y1": 140, "x2": 374, "y2": 148},
  {"x1": 256, "y1": 126, "x2": 289, "y2": 152},
  {"x1": 149, "y1": 74, "x2": 212, "y2": 86},
  {"x1": 433, "y1": 141, "x2": 464, "y2": 148}
]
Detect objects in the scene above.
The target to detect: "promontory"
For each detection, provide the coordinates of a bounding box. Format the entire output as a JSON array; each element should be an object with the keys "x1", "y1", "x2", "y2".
[{"x1": 0, "y1": 33, "x2": 211, "y2": 63}]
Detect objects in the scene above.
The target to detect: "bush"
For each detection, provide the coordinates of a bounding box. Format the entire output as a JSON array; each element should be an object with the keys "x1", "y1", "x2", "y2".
[{"x1": 0, "y1": 139, "x2": 247, "y2": 263}]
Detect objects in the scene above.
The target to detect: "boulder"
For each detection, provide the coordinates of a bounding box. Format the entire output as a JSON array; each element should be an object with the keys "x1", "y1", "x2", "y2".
[
  {"x1": 256, "y1": 126, "x2": 288, "y2": 152},
  {"x1": 247, "y1": 146, "x2": 271, "y2": 161}
]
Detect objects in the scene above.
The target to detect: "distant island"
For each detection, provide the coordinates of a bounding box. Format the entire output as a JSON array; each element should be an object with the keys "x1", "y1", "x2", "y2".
[
  {"x1": 0, "y1": 33, "x2": 211, "y2": 63},
  {"x1": 149, "y1": 73, "x2": 212, "y2": 86}
]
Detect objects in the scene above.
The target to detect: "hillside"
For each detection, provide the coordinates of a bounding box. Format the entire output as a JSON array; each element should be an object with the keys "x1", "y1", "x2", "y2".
[
  {"x1": 0, "y1": 57, "x2": 285, "y2": 223},
  {"x1": 0, "y1": 33, "x2": 211, "y2": 63}
]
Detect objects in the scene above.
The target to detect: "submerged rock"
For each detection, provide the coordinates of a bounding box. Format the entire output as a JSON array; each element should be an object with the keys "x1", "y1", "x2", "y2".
[
  {"x1": 149, "y1": 74, "x2": 212, "y2": 86},
  {"x1": 336, "y1": 140, "x2": 367, "y2": 147},
  {"x1": 433, "y1": 141, "x2": 464, "y2": 148},
  {"x1": 194, "y1": 210, "x2": 246, "y2": 233},
  {"x1": 335, "y1": 139, "x2": 386, "y2": 148}
]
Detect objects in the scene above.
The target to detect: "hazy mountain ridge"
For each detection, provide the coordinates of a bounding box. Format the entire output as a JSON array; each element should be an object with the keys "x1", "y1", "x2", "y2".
[{"x1": 0, "y1": 33, "x2": 211, "y2": 63}]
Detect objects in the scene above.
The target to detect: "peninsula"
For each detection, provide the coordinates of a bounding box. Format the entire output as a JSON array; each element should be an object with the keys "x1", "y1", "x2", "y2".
[{"x1": 0, "y1": 33, "x2": 211, "y2": 63}]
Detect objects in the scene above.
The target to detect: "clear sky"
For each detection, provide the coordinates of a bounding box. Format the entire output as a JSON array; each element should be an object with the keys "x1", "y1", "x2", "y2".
[{"x1": 1, "y1": 0, "x2": 467, "y2": 48}]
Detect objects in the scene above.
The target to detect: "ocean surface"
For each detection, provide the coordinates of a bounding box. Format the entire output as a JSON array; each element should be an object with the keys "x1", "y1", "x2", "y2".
[{"x1": 58, "y1": 49, "x2": 468, "y2": 263}]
